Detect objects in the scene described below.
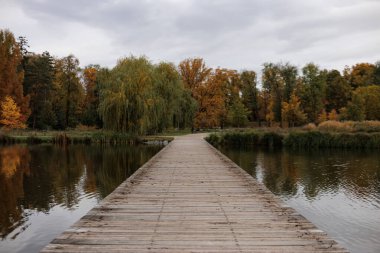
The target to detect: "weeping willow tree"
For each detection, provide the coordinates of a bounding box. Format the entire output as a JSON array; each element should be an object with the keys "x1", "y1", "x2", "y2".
[
  {"x1": 151, "y1": 62, "x2": 197, "y2": 133},
  {"x1": 98, "y1": 56, "x2": 196, "y2": 135},
  {"x1": 98, "y1": 56, "x2": 154, "y2": 134}
]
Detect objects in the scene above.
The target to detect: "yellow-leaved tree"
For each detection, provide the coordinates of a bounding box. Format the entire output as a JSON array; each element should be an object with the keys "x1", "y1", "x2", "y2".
[
  {"x1": 281, "y1": 93, "x2": 306, "y2": 127},
  {"x1": 0, "y1": 96, "x2": 27, "y2": 129}
]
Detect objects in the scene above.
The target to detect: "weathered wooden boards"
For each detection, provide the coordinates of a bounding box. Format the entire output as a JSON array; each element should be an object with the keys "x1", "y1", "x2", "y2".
[{"x1": 41, "y1": 134, "x2": 349, "y2": 253}]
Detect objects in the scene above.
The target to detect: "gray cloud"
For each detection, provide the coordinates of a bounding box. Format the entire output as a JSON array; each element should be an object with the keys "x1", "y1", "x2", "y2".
[{"x1": 1, "y1": 0, "x2": 379, "y2": 74}]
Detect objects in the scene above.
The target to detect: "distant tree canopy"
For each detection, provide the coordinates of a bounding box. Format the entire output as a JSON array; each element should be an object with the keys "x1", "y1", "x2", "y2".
[{"x1": 1, "y1": 28, "x2": 380, "y2": 132}]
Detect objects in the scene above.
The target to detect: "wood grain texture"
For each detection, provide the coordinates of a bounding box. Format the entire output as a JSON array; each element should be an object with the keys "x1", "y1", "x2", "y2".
[{"x1": 40, "y1": 134, "x2": 349, "y2": 253}]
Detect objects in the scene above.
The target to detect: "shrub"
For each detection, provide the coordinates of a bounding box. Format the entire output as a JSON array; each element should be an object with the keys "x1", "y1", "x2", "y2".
[
  {"x1": 317, "y1": 121, "x2": 354, "y2": 132},
  {"x1": 206, "y1": 131, "x2": 283, "y2": 148},
  {"x1": 352, "y1": 121, "x2": 380, "y2": 133},
  {"x1": 208, "y1": 129, "x2": 380, "y2": 149},
  {"x1": 284, "y1": 131, "x2": 380, "y2": 149},
  {"x1": 75, "y1": 124, "x2": 97, "y2": 131},
  {"x1": 302, "y1": 123, "x2": 317, "y2": 131}
]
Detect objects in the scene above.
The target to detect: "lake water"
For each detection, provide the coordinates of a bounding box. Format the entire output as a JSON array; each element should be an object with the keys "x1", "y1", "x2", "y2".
[
  {"x1": 218, "y1": 146, "x2": 380, "y2": 253},
  {"x1": 1, "y1": 143, "x2": 379, "y2": 253},
  {"x1": 0, "y1": 144, "x2": 163, "y2": 253}
]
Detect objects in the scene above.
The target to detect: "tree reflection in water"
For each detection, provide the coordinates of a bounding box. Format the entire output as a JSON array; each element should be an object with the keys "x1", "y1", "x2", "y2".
[
  {"x1": 220, "y1": 147, "x2": 380, "y2": 200},
  {"x1": 0, "y1": 144, "x2": 162, "y2": 240},
  {"x1": 219, "y1": 146, "x2": 380, "y2": 253}
]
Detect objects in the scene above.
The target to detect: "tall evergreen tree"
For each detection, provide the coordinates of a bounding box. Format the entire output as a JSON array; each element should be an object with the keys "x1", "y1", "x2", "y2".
[{"x1": 24, "y1": 52, "x2": 56, "y2": 129}]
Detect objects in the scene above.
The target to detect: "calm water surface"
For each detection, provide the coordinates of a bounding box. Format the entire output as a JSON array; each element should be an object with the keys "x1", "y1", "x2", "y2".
[
  {"x1": 0, "y1": 144, "x2": 163, "y2": 253},
  {"x1": 219, "y1": 146, "x2": 380, "y2": 253}
]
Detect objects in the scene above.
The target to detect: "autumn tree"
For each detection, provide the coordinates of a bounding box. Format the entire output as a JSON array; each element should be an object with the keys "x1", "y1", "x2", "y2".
[
  {"x1": 240, "y1": 70, "x2": 258, "y2": 122},
  {"x1": 179, "y1": 58, "x2": 226, "y2": 129},
  {"x1": 0, "y1": 29, "x2": 30, "y2": 121},
  {"x1": 317, "y1": 110, "x2": 327, "y2": 124},
  {"x1": 257, "y1": 90, "x2": 271, "y2": 126},
  {"x1": 23, "y1": 52, "x2": 56, "y2": 129},
  {"x1": 213, "y1": 68, "x2": 241, "y2": 128},
  {"x1": 179, "y1": 58, "x2": 211, "y2": 92},
  {"x1": 344, "y1": 63, "x2": 375, "y2": 89},
  {"x1": 281, "y1": 93, "x2": 306, "y2": 127},
  {"x1": 328, "y1": 109, "x2": 338, "y2": 121},
  {"x1": 0, "y1": 96, "x2": 26, "y2": 129},
  {"x1": 53, "y1": 55, "x2": 84, "y2": 129},
  {"x1": 298, "y1": 63, "x2": 327, "y2": 123},
  {"x1": 193, "y1": 71, "x2": 225, "y2": 129}
]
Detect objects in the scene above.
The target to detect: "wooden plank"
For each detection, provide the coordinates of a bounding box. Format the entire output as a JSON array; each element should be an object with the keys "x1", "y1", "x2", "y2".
[{"x1": 40, "y1": 134, "x2": 349, "y2": 253}]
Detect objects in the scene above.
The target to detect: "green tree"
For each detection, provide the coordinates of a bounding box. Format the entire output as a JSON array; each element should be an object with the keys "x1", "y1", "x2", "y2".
[
  {"x1": 82, "y1": 65, "x2": 101, "y2": 127},
  {"x1": 227, "y1": 98, "x2": 250, "y2": 127},
  {"x1": 343, "y1": 95, "x2": 365, "y2": 121},
  {"x1": 152, "y1": 62, "x2": 183, "y2": 132},
  {"x1": 53, "y1": 55, "x2": 84, "y2": 129},
  {"x1": 299, "y1": 63, "x2": 327, "y2": 123},
  {"x1": 349, "y1": 86, "x2": 380, "y2": 120},
  {"x1": 175, "y1": 89, "x2": 197, "y2": 129},
  {"x1": 240, "y1": 70, "x2": 258, "y2": 122},
  {"x1": 326, "y1": 69, "x2": 351, "y2": 112},
  {"x1": 374, "y1": 61, "x2": 380, "y2": 85},
  {"x1": 23, "y1": 52, "x2": 56, "y2": 129},
  {"x1": 262, "y1": 63, "x2": 284, "y2": 123},
  {"x1": 280, "y1": 63, "x2": 298, "y2": 102},
  {"x1": 98, "y1": 56, "x2": 155, "y2": 134}
]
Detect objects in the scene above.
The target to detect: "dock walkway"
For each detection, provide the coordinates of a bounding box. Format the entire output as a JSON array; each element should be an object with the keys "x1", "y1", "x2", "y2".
[{"x1": 41, "y1": 134, "x2": 348, "y2": 253}]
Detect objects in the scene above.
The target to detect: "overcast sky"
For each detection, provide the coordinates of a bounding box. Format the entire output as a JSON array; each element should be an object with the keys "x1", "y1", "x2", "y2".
[{"x1": 1, "y1": 0, "x2": 379, "y2": 73}]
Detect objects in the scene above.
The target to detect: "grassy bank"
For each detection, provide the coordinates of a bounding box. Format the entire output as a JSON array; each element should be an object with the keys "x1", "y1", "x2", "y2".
[
  {"x1": 206, "y1": 121, "x2": 380, "y2": 149},
  {"x1": 0, "y1": 129, "x2": 175, "y2": 145}
]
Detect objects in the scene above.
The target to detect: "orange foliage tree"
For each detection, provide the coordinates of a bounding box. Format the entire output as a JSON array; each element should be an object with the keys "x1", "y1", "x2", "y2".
[
  {"x1": 0, "y1": 29, "x2": 30, "y2": 121},
  {"x1": 193, "y1": 73, "x2": 225, "y2": 128},
  {"x1": 179, "y1": 58, "x2": 218, "y2": 128},
  {"x1": 179, "y1": 59, "x2": 240, "y2": 129},
  {"x1": 0, "y1": 96, "x2": 27, "y2": 129},
  {"x1": 281, "y1": 93, "x2": 306, "y2": 127}
]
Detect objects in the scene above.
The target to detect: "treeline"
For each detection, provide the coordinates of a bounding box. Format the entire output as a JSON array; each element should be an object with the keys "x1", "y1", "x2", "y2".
[{"x1": 1, "y1": 28, "x2": 380, "y2": 135}]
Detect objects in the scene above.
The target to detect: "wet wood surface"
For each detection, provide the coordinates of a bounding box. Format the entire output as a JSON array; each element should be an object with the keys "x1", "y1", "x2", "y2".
[{"x1": 41, "y1": 134, "x2": 349, "y2": 253}]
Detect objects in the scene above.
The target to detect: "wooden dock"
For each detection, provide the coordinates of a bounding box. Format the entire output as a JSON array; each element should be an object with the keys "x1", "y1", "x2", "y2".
[{"x1": 41, "y1": 134, "x2": 349, "y2": 253}]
